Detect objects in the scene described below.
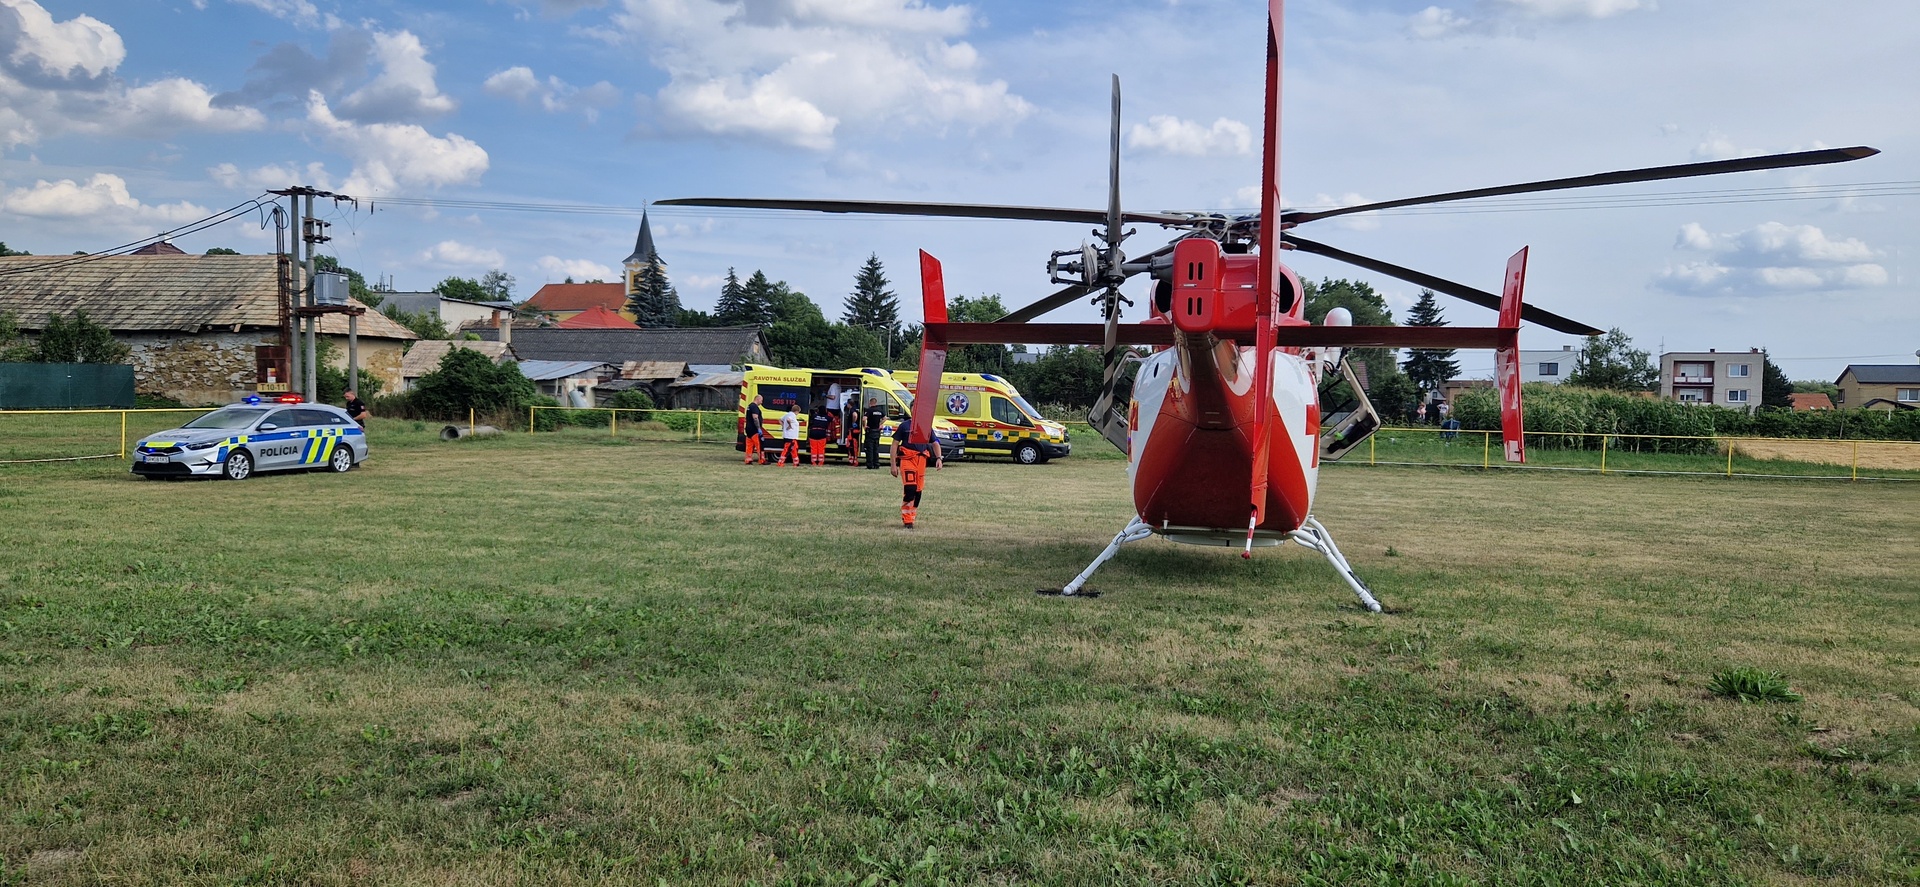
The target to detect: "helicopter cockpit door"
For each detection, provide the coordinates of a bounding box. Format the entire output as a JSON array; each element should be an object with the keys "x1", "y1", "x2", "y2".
[
  {"x1": 1318, "y1": 357, "x2": 1380, "y2": 462},
  {"x1": 1087, "y1": 352, "x2": 1143, "y2": 454}
]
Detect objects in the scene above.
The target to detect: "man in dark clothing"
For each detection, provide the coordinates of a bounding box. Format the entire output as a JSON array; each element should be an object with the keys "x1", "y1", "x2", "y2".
[
  {"x1": 343, "y1": 390, "x2": 369, "y2": 427},
  {"x1": 742, "y1": 394, "x2": 768, "y2": 464},
  {"x1": 806, "y1": 403, "x2": 832, "y2": 466},
  {"x1": 862, "y1": 395, "x2": 886, "y2": 470},
  {"x1": 889, "y1": 414, "x2": 943, "y2": 528}
]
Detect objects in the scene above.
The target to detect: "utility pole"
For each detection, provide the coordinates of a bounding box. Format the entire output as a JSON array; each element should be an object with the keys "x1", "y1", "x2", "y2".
[{"x1": 269, "y1": 186, "x2": 354, "y2": 401}]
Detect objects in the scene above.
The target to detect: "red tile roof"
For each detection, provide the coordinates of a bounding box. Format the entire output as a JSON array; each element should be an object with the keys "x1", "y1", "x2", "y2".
[
  {"x1": 557, "y1": 304, "x2": 640, "y2": 329},
  {"x1": 1789, "y1": 392, "x2": 1834, "y2": 411},
  {"x1": 528, "y1": 282, "x2": 626, "y2": 313}
]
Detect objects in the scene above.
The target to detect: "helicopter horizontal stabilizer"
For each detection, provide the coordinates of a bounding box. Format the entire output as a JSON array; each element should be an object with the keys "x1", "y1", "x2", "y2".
[{"x1": 923, "y1": 321, "x2": 1521, "y2": 350}]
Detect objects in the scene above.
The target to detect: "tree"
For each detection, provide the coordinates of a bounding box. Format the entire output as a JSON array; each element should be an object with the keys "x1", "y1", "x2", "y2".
[
  {"x1": 433, "y1": 276, "x2": 488, "y2": 302},
  {"x1": 407, "y1": 347, "x2": 535, "y2": 418},
  {"x1": 1302, "y1": 277, "x2": 1414, "y2": 415},
  {"x1": 842, "y1": 254, "x2": 901, "y2": 334},
  {"x1": 204, "y1": 247, "x2": 239, "y2": 256},
  {"x1": 34, "y1": 310, "x2": 130, "y2": 364},
  {"x1": 381, "y1": 304, "x2": 449, "y2": 340},
  {"x1": 624, "y1": 250, "x2": 681, "y2": 327},
  {"x1": 1007, "y1": 346, "x2": 1105, "y2": 411},
  {"x1": 480, "y1": 270, "x2": 515, "y2": 303},
  {"x1": 1399, "y1": 289, "x2": 1459, "y2": 399},
  {"x1": 0, "y1": 312, "x2": 37, "y2": 361},
  {"x1": 713, "y1": 268, "x2": 755, "y2": 325},
  {"x1": 1791, "y1": 379, "x2": 1840, "y2": 400},
  {"x1": 1565, "y1": 327, "x2": 1658, "y2": 391},
  {"x1": 942, "y1": 294, "x2": 1012, "y2": 373},
  {"x1": 1760, "y1": 356, "x2": 1793, "y2": 409},
  {"x1": 0, "y1": 242, "x2": 28, "y2": 256}
]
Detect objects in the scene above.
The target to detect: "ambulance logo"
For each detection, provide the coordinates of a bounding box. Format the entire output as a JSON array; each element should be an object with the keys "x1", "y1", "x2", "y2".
[{"x1": 946, "y1": 393, "x2": 969, "y2": 414}]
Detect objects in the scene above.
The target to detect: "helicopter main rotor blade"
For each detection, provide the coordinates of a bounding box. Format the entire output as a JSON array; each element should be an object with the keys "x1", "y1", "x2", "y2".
[
  {"x1": 1105, "y1": 74, "x2": 1125, "y2": 282},
  {"x1": 1280, "y1": 146, "x2": 1879, "y2": 226},
  {"x1": 1282, "y1": 234, "x2": 1604, "y2": 336},
  {"x1": 656, "y1": 197, "x2": 1189, "y2": 227}
]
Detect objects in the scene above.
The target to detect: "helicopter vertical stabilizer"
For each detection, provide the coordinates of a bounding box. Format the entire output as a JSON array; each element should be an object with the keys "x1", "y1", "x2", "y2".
[
  {"x1": 911, "y1": 251, "x2": 949, "y2": 446},
  {"x1": 1495, "y1": 247, "x2": 1528, "y2": 464}
]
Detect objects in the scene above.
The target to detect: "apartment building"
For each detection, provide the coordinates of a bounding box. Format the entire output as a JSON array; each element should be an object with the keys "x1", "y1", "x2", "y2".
[{"x1": 1660, "y1": 348, "x2": 1765, "y2": 413}]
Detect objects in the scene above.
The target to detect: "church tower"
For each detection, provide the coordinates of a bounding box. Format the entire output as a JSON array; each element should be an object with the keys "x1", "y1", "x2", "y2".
[{"x1": 622, "y1": 210, "x2": 662, "y2": 298}]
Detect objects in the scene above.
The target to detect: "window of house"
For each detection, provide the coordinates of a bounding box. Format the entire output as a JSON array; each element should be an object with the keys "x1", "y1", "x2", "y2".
[
  {"x1": 1727, "y1": 389, "x2": 1748, "y2": 403},
  {"x1": 1729, "y1": 364, "x2": 1750, "y2": 377},
  {"x1": 1898, "y1": 388, "x2": 1920, "y2": 402},
  {"x1": 1538, "y1": 362, "x2": 1559, "y2": 376},
  {"x1": 1678, "y1": 391, "x2": 1704, "y2": 402}
]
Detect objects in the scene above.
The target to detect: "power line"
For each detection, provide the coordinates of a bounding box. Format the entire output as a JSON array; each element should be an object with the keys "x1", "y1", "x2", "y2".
[{"x1": 0, "y1": 196, "x2": 276, "y2": 277}]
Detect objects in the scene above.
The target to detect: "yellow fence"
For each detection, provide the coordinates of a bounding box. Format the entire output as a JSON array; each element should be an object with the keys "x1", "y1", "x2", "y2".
[
  {"x1": 0, "y1": 408, "x2": 206, "y2": 465},
  {"x1": 525, "y1": 406, "x2": 734, "y2": 442},
  {"x1": 1346, "y1": 425, "x2": 1920, "y2": 482}
]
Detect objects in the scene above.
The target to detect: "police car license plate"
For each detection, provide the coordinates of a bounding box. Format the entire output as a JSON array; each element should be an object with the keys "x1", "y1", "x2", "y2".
[{"x1": 143, "y1": 455, "x2": 171, "y2": 464}]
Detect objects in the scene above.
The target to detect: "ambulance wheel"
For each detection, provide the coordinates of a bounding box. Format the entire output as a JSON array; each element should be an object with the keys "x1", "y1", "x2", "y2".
[
  {"x1": 222, "y1": 450, "x2": 253, "y2": 481},
  {"x1": 1013, "y1": 441, "x2": 1042, "y2": 465},
  {"x1": 328, "y1": 447, "x2": 354, "y2": 473}
]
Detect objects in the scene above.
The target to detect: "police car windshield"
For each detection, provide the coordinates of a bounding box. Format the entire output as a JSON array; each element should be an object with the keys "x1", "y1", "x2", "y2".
[{"x1": 182, "y1": 407, "x2": 269, "y2": 430}]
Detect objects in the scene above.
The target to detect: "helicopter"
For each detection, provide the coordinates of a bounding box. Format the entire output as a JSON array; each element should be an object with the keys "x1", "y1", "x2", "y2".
[{"x1": 662, "y1": 0, "x2": 1877, "y2": 611}]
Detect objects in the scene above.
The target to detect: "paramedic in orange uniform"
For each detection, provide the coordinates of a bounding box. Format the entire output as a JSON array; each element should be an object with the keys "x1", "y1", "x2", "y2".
[
  {"x1": 889, "y1": 414, "x2": 943, "y2": 528},
  {"x1": 743, "y1": 394, "x2": 768, "y2": 464},
  {"x1": 806, "y1": 402, "x2": 832, "y2": 466}
]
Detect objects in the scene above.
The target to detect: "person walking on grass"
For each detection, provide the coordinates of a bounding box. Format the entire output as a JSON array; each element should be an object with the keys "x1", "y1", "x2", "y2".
[
  {"x1": 807, "y1": 401, "x2": 832, "y2": 466},
  {"x1": 889, "y1": 414, "x2": 943, "y2": 529},
  {"x1": 778, "y1": 402, "x2": 802, "y2": 466},
  {"x1": 743, "y1": 394, "x2": 768, "y2": 464}
]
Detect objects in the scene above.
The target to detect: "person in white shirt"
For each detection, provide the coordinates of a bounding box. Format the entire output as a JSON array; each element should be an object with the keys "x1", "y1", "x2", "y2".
[{"x1": 778, "y1": 404, "x2": 802, "y2": 466}]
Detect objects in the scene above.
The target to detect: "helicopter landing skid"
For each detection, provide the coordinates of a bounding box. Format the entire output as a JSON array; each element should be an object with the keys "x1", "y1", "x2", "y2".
[
  {"x1": 1056, "y1": 516, "x2": 1153, "y2": 596},
  {"x1": 1287, "y1": 515, "x2": 1383, "y2": 613},
  {"x1": 1051, "y1": 514, "x2": 1384, "y2": 612}
]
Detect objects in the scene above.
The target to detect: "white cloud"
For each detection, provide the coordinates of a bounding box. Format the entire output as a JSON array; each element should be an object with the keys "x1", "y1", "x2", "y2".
[
  {"x1": 611, "y1": 0, "x2": 1030, "y2": 150},
  {"x1": 0, "y1": 173, "x2": 210, "y2": 225},
  {"x1": 305, "y1": 92, "x2": 488, "y2": 195},
  {"x1": 1, "y1": 0, "x2": 123, "y2": 80},
  {"x1": 484, "y1": 65, "x2": 621, "y2": 121},
  {"x1": 537, "y1": 255, "x2": 616, "y2": 280},
  {"x1": 230, "y1": 0, "x2": 323, "y2": 28},
  {"x1": 1410, "y1": 0, "x2": 1653, "y2": 38},
  {"x1": 336, "y1": 31, "x2": 455, "y2": 122},
  {"x1": 1656, "y1": 221, "x2": 1886, "y2": 294},
  {"x1": 0, "y1": 2, "x2": 263, "y2": 148},
  {"x1": 1126, "y1": 115, "x2": 1252, "y2": 157},
  {"x1": 210, "y1": 160, "x2": 333, "y2": 191},
  {"x1": 422, "y1": 240, "x2": 506, "y2": 268}
]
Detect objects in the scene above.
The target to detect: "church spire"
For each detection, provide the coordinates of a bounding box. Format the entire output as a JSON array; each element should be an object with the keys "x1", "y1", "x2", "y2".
[{"x1": 623, "y1": 209, "x2": 659, "y2": 267}]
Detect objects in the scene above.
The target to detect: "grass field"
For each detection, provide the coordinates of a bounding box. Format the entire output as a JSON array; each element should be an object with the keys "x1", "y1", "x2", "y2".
[{"x1": 2, "y1": 425, "x2": 1916, "y2": 885}]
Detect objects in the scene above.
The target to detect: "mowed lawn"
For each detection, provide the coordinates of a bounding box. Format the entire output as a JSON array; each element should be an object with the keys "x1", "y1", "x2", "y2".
[{"x1": 2, "y1": 424, "x2": 1915, "y2": 886}]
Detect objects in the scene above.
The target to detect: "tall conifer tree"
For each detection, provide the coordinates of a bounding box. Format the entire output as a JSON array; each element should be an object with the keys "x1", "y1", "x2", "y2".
[
  {"x1": 1400, "y1": 289, "x2": 1459, "y2": 396},
  {"x1": 842, "y1": 254, "x2": 901, "y2": 333}
]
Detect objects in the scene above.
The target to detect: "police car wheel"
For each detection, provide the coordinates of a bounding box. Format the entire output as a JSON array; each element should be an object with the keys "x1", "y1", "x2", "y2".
[
  {"x1": 222, "y1": 450, "x2": 253, "y2": 481},
  {"x1": 1013, "y1": 441, "x2": 1041, "y2": 465},
  {"x1": 328, "y1": 447, "x2": 354, "y2": 473}
]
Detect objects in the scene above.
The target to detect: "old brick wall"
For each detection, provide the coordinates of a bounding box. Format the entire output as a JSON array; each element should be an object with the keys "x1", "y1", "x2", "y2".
[{"x1": 126, "y1": 331, "x2": 402, "y2": 405}]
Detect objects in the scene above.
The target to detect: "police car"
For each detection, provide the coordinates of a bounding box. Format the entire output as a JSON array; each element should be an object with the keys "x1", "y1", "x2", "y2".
[{"x1": 131, "y1": 395, "x2": 367, "y2": 480}]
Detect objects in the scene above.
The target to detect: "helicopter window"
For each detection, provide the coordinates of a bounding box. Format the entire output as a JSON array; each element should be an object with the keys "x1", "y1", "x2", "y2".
[{"x1": 990, "y1": 397, "x2": 1031, "y2": 427}]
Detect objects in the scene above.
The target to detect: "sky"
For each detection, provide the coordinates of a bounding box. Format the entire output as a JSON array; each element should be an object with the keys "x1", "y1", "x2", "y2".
[{"x1": 1, "y1": 0, "x2": 1914, "y2": 382}]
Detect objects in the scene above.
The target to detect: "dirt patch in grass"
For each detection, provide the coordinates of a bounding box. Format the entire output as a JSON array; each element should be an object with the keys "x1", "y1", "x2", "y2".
[{"x1": 1731, "y1": 438, "x2": 1920, "y2": 471}]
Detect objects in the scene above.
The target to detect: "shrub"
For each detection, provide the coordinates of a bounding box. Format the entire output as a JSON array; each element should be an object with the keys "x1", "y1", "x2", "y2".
[
  {"x1": 408, "y1": 349, "x2": 536, "y2": 420},
  {"x1": 1708, "y1": 667, "x2": 1802, "y2": 703},
  {"x1": 608, "y1": 389, "x2": 654, "y2": 421}
]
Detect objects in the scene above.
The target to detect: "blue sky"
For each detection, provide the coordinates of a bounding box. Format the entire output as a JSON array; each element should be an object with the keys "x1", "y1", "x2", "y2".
[{"x1": 2, "y1": 0, "x2": 1914, "y2": 381}]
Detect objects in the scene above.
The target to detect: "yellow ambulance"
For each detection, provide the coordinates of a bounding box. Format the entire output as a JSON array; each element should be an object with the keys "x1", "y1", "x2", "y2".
[
  {"x1": 892, "y1": 371, "x2": 1071, "y2": 464},
  {"x1": 737, "y1": 366, "x2": 965, "y2": 461}
]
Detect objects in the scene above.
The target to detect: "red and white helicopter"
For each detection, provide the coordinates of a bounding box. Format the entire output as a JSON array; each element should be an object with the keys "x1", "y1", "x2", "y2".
[{"x1": 664, "y1": 0, "x2": 1876, "y2": 611}]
